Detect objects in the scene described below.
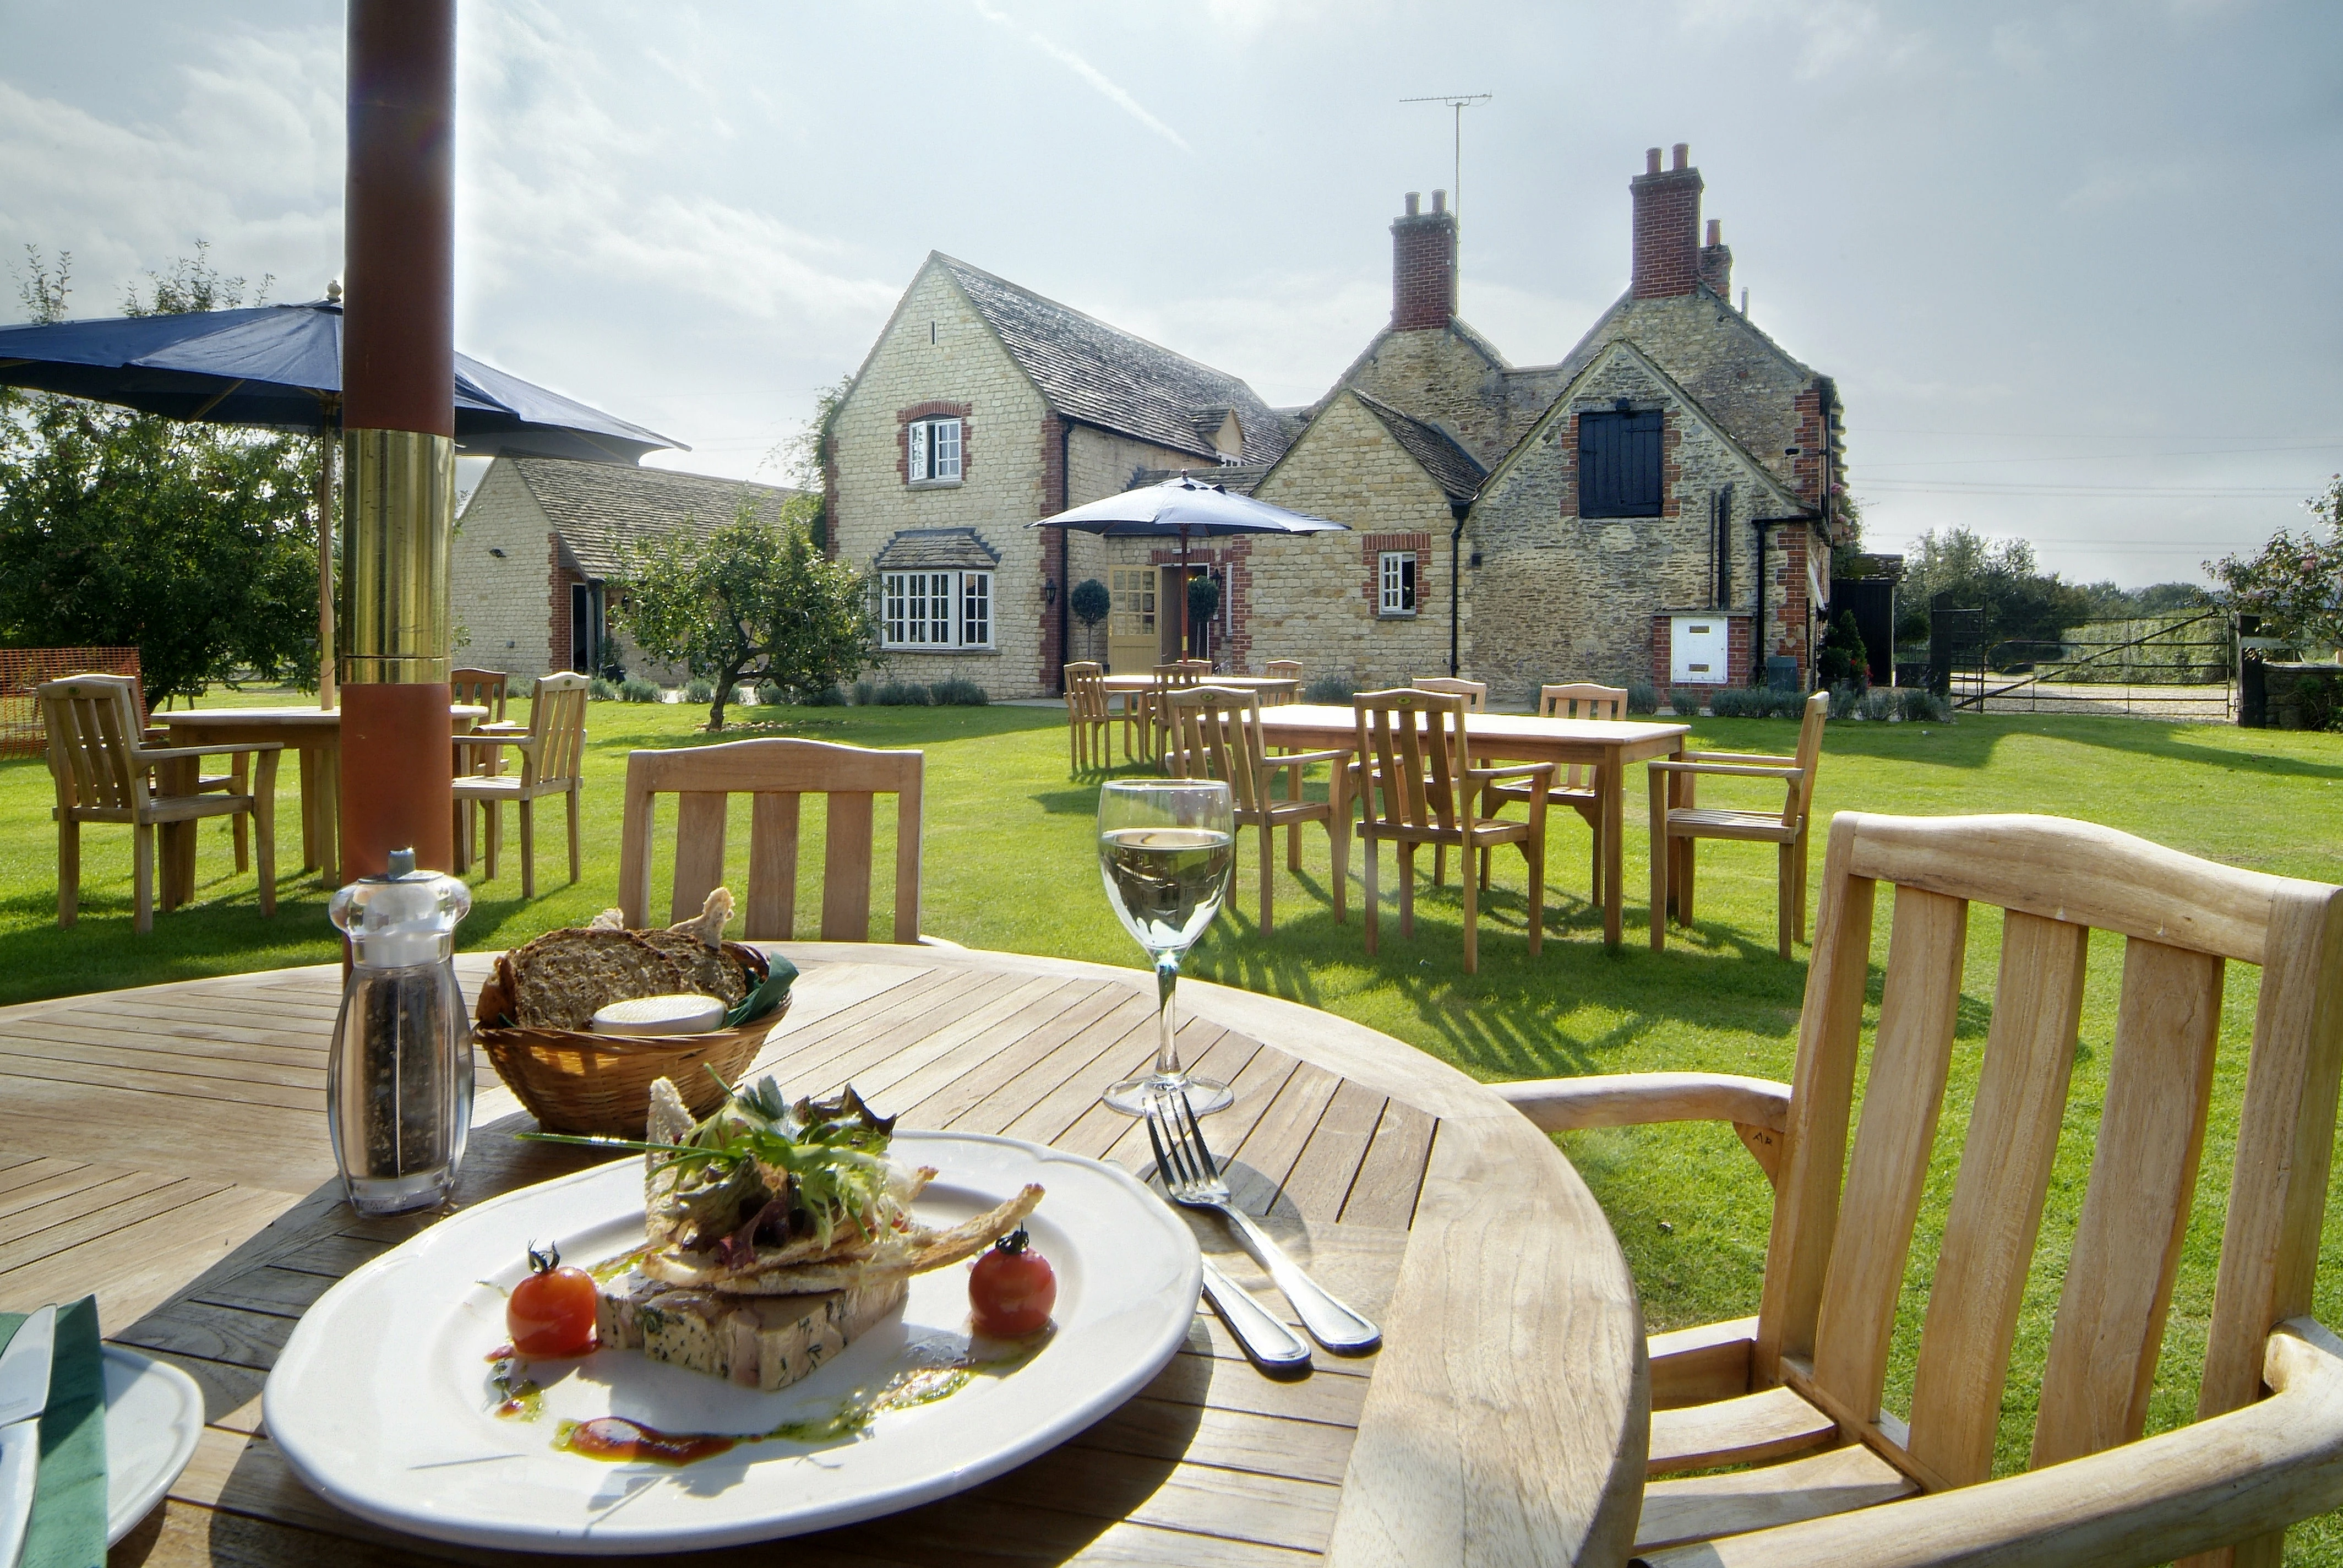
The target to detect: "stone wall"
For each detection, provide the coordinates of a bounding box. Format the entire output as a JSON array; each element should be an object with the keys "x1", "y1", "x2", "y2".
[
  {"x1": 829, "y1": 263, "x2": 1053, "y2": 699},
  {"x1": 1466, "y1": 346, "x2": 1799, "y2": 696},
  {"x1": 450, "y1": 458, "x2": 555, "y2": 678},
  {"x1": 1248, "y1": 391, "x2": 1459, "y2": 689},
  {"x1": 1337, "y1": 325, "x2": 1517, "y2": 469}
]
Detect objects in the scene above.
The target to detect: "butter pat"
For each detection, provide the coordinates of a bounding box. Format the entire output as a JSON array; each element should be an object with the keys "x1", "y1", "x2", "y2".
[{"x1": 591, "y1": 993, "x2": 726, "y2": 1035}]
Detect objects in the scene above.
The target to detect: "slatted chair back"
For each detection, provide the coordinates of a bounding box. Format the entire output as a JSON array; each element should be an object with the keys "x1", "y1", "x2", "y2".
[
  {"x1": 451, "y1": 667, "x2": 510, "y2": 723},
  {"x1": 1352, "y1": 688, "x2": 1471, "y2": 835},
  {"x1": 618, "y1": 737, "x2": 924, "y2": 943},
  {"x1": 1539, "y1": 682, "x2": 1627, "y2": 792},
  {"x1": 520, "y1": 673, "x2": 592, "y2": 787},
  {"x1": 1410, "y1": 676, "x2": 1487, "y2": 711},
  {"x1": 1756, "y1": 812, "x2": 2343, "y2": 1509},
  {"x1": 1174, "y1": 658, "x2": 1214, "y2": 677},
  {"x1": 1265, "y1": 659, "x2": 1303, "y2": 682},
  {"x1": 1063, "y1": 662, "x2": 1109, "y2": 722},
  {"x1": 1163, "y1": 687, "x2": 1274, "y2": 809},
  {"x1": 1781, "y1": 689, "x2": 1828, "y2": 826},
  {"x1": 37, "y1": 676, "x2": 146, "y2": 816}
]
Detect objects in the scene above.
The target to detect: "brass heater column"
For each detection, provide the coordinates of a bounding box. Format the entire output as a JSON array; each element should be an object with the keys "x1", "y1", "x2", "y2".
[{"x1": 339, "y1": 0, "x2": 455, "y2": 878}]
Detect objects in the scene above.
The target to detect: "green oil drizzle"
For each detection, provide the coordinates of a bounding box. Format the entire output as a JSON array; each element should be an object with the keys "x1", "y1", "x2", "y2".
[
  {"x1": 587, "y1": 1246, "x2": 652, "y2": 1283},
  {"x1": 487, "y1": 1355, "x2": 543, "y2": 1421}
]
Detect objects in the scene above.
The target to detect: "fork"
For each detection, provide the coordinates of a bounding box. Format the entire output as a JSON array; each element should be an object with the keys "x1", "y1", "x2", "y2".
[{"x1": 1144, "y1": 1090, "x2": 1382, "y2": 1353}]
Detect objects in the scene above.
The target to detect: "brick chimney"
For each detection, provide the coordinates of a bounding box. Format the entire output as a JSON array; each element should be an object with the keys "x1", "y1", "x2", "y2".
[
  {"x1": 1391, "y1": 188, "x2": 1457, "y2": 330},
  {"x1": 1631, "y1": 143, "x2": 1703, "y2": 298},
  {"x1": 1698, "y1": 217, "x2": 1732, "y2": 298}
]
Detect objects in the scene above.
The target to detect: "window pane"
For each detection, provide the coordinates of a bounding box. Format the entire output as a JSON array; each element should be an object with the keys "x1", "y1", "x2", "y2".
[
  {"x1": 963, "y1": 571, "x2": 989, "y2": 646},
  {"x1": 929, "y1": 573, "x2": 953, "y2": 645},
  {"x1": 884, "y1": 573, "x2": 906, "y2": 646},
  {"x1": 933, "y1": 418, "x2": 961, "y2": 480},
  {"x1": 907, "y1": 420, "x2": 928, "y2": 482},
  {"x1": 1380, "y1": 551, "x2": 1416, "y2": 614}
]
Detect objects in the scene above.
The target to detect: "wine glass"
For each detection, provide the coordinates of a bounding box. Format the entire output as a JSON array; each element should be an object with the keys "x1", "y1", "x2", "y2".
[{"x1": 1098, "y1": 778, "x2": 1236, "y2": 1116}]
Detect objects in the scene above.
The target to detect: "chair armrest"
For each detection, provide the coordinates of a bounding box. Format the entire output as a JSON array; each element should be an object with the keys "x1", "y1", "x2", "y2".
[
  {"x1": 1653, "y1": 1318, "x2": 2343, "y2": 1568},
  {"x1": 1684, "y1": 748, "x2": 1797, "y2": 765},
  {"x1": 1649, "y1": 760, "x2": 1805, "y2": 781},
  {"x1": 1263, "y1": 748, "x2": 1349, "y2": 768},
  {"x1": 1496, "y1": 1071, "x2": 1790, "y2": 1134},
  {"x1": 455, "y1": 732, "x2": 534, "y2": 750},
  {"x1": 1470, "y1": 761, "x2": 1554, "y2": 782},
  {"x1": 130, "y1": 741, "x2": 285, "y2": 764}
]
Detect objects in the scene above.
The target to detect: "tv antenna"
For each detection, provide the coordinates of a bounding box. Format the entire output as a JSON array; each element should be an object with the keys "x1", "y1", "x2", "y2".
[{"x1": 1399, "y1": 92, "x2": 1492, "y2": 217}]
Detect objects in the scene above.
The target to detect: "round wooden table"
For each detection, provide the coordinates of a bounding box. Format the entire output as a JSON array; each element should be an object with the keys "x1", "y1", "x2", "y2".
[{"x1": 0, "y1": 943, "x2": 1648, "y2": 1565}]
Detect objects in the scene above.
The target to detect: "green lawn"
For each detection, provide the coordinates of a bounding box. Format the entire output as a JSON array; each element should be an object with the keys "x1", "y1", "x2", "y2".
[{"x1": 9, "y1": 691, "x2": 2343, "y2": 1558}]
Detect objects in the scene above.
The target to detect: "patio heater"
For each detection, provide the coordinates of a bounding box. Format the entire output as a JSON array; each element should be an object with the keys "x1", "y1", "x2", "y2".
[{"x1": 340, "y1": 0, "x2": 455, "y2": 878}]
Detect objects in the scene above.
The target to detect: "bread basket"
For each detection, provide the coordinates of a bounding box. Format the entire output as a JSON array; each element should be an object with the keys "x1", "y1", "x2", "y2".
[{"x1": 473, "y1": 940, "x2": 790, "y2": 1136}]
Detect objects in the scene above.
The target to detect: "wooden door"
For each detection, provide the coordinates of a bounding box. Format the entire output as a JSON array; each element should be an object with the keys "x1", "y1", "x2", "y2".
[{"x1": 1105, "y1": 567, "x2": 1156, "y2": 675}]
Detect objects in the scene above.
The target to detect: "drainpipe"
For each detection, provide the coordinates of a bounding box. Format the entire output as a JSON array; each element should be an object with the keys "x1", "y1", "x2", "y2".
[
  {"x1": 1055, "y1": 418, "x2": 1071, "y2": 695},
  {"x1": 1751, "y1": 517, "x2": 1766, "y2": 685},
  {"x1": 1448, "y1": 500, "x2": 1469, "y2": 677}
]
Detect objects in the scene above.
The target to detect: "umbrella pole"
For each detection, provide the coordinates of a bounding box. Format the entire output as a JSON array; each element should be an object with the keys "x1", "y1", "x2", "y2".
[
  {"x1": 316, "y1": 424, "x2": 337, "y2": 710},
  {"x1": 1178, "y1": 529, "x2": 1190, "y2": 660}
]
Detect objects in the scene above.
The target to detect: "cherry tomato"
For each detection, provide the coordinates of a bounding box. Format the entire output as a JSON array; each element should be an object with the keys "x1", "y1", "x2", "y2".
[
  {"x1": 968, "y1": 1227, "x2": 1056, "y2": 1337},
  {"x1": 508, "y1": 1242, "x2": 598, "y2": 1358}
]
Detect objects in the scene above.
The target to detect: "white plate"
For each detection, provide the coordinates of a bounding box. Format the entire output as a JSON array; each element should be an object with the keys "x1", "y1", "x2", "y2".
[
  {"x1": 103, "y1": 1345, "x2": 204, "y2": 1544},
  {"x1": 263, "y1": 1131, "x2": 1200, "y2": 1554}
]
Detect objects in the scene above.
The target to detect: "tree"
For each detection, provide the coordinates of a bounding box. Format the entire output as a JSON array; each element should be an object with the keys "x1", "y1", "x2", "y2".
[
  {"x1": 614, "y1": 494, "x2": 879, "y2": 728},
  {"x1": 0, "y1": 247, "x2": 319, "y2": 705},
  {"x1": 766, "y1": 373, "x2": 853, "y2": 551},
  {"x1": 1816, "y1": 608, "x2": 1870, "y2": 689},
  {"x1": 2208, "y1": 476, "x2": 2343, "y2": 654},
  {"x1": 1896, "y1": 526, "x2": 2097, "y2": 668},
  {"x1": 1070, "y1": 578, "x2": 1110, "y2": 661}
]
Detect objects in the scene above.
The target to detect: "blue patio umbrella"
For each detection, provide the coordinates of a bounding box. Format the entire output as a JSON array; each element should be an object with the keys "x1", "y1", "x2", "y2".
[
  {"x1": 1029, "y1": 473, "x2": 1345, "y2": 656},
  {"x1": 0, "y1": 293, "x2": 683, "y2": 703}
]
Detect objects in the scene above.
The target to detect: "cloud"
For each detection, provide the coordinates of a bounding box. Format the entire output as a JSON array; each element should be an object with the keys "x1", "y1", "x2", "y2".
[
  {"x1": 967, "y1": 2, "x2": 1193, "y2": 153},
  {"x1": 1672, "y1": 0, "x2": 1927, "y2": 80}
]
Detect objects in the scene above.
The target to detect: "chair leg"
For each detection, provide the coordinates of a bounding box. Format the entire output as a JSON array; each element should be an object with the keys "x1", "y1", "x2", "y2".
[
  {"x1": 255, "y1": 752, "x2": 278, "y2": 917},
  {"x1": 1398, "y1": 844, "x2": 1416, "y2": 941},
  {"x1": 483, "y1": 802, "x2": 499, "y2": 880},
  {"x1": 567, "y1": 787, "x2": 581, "y2": 885},
  {"x1": 1459, "y1": 846, "x2": 1479, "y2": 974},
  {"x1": 1777, "y1": 841, "x2": 1796, "y2": 961},
  {"x1": 1588, "y1": 812, "x2": 1604, "y2": 907},
  {"x1": 231, "y1": 753, "x2": 250, "y2": 873},
  {"x1": 1526, "y1": 833, "x2": 1546, "y2": 959},
  {"x1": 133, "y1": 821, "x2": 154, "y2": 934},
  {"x1": 451, "y1": 798, "x2": 471, "y2": 876},
  {"x1": 1649, "y1": 767, "x2": 1671, "y2": 952},
  {"x1": 1258, "y1": 819, "x2": 1276, "y2": 937},
  {"x1": 1795, "y1": 824, "x2": 1812, "y2": 944},
  {"x1": 1432, "y1": 843, "x2": 1447, "y2": 889},
  {"x1": 519, "y1": 798, "x2": 536, "y2": 900},
  {"x1": 57, "y1": 818, "x2": 79, "y2": 928},
  {"x1": 1360, "y1": 834, "x2": 1378, "y2": 955},
  {"x1": 1677, "y1": 838, "x2": 1697, "y2": 927}
]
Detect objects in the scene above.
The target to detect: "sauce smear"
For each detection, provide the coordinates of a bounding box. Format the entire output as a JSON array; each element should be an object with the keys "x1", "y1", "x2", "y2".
[{"x1": 558, "y1": 1417, "x2": 735, "y2": 1465}]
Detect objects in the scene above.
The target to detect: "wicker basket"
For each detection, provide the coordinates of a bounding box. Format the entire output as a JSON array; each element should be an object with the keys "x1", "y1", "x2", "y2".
[{"x1": 474, "y1": 941, "x2": 789, "y2": 1136}]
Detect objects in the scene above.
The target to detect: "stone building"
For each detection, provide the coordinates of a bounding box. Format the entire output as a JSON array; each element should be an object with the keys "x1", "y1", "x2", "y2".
[
  {"x1": 453, "y1": 455, "x2": 804, "y2": 683},
  {"x1": 825, "y1": 144, "x2": 1844, "y2": 699}
]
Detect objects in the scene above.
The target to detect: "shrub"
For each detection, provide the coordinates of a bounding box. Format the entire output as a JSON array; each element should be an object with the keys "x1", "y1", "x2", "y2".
[
  {"x1": 1668, "y1": 687, "x2": 1704, "y2": 717},
  {"x1": 619, "y1": 677, "x2": 662, "y2": 704},
  {"x1": 1626, "y1": 681, "x2": 1659, "y2": 715},
  {"x1": 803, "y1": 683, "x2": 851, "y2": 706},
  {"x1": 852, "y1": 679, "x2": 877, "y2": 706},
  {"x1": 1070, "y1": 578, "x2": 1111, "y2": 631},
  {"x1": 1707, "y1": 687, "x2": 1761, "y2": 717},
  {"x1": 683, "y1": 677, "x2": 714, "y2": 704},
  {"x1": 1769, "y1": 687, "x2": 1816, "y2": 718},
  {"x1": 1303, "y1": 674, "x2": 1356, "y2": 705},
  {"x1": 1860, "y1": 688, "x2": 1898, "y2": 721},
  {"x1": 928, "y1": 677, "x2": 989, "y2": 706},
  {"x1": 1898, "y1": 687, "x2": 1952, "y2": 722},
  {"x1": 874, "y1": 680, "x2": 930, "y2": 706},
  {"x1": 588, "y1": 676, "x2": 620, "y2": 701},
  {"x1": 1828, "y1": 684, "x2": 1862, "y2": 720}
]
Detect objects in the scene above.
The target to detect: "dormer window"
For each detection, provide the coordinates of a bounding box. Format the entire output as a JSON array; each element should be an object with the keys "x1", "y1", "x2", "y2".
[{"x1": 907, "y1": 416, "x2": 962, "y2": 483}]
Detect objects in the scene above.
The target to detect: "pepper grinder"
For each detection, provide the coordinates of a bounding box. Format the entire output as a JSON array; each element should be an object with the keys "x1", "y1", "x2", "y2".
[{"x1": 326, "y1": 848, "x2": 474, "y2": 1215}]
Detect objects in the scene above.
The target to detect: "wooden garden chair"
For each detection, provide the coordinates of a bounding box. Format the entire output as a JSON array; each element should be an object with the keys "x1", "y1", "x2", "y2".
[
  {"x1": 451, "y1": 671, "x2": 589, "y2": 899},
  {"x1": 450, "y1": 667, "x2": 519, "y2": 865},
  {"x1": 1138, "y1": 662, "x2": 1205, "y2": 764},
  {"x1": 1262, "y1": 658, "x2": 1303, "y2": 704},
  {"x1": 1348, "y1": 688, "x2": 1550, "y2": 974},
  {"x1": 37, "y1": 675, "x2": 279, "y2": 933},
  {"x1": 1479, "y1": 682, "x2": 1628, "y2": 905},
  {"x1": 1062, "y1": 662, "x2": 1113, "y2": 772},
  {"x1": 1411, "y1": 677, "x2": 1487, "y2": 885},
  {"x1": 1650, "y1": 688, "x2": 1827, "y2": 960},
  {"x1": 1162, "y1": 685, "x2": 1350, "y2": 935},
  {"x1": 122, "y1": 672, "x2": 253, "y2": 874},
  {"x1": 450, "y1": 667, "x2": 511, "y2": 725},
  {"x1": 1499, "y1": 811, "x2": 2343, "y2": 1565},
  {"x1": 617, "y1": 737, "x2": 925, "y2": 942}
]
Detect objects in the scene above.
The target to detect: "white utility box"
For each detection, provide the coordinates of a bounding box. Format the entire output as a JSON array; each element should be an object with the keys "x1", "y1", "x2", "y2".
[{"x1": 1670, "y1": 615, "x2": 1729, "y2": 685}]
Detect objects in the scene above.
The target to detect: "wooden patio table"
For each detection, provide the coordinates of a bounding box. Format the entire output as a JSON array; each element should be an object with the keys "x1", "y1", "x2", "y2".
[
  {"x1": 1254, "y1": 704, "x2": 1692, "y2": 946},
  {"x1": 1097, "y1": 674, "x2": 1298, "y2": 698},
  {"x1": 0, "y1": 942, "x2": 1648, "y2": 1567},
  {"x1": 156, "y1": 704, "x2": 489, "y2": 894}
]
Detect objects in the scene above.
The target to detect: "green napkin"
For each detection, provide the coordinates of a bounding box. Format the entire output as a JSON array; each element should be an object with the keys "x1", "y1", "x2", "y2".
[{"x1": 0, "y1": 1297, "x2": 106, "y2": 1568}]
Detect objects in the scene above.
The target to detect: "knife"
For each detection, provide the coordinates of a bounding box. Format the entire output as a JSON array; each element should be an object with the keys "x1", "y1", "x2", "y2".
[
  {"x1": 0, "y1": 1304, "x2": 56, "y2": 1568},
  {"x1": 1200, "y1": 1260, "x2": 1310, "y2": 1374}
]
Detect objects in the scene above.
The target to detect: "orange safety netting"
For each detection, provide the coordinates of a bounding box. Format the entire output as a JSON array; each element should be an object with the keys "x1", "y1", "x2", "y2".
[{"x1": 0, "y1": 647, "x2": 143, "y2": 757}]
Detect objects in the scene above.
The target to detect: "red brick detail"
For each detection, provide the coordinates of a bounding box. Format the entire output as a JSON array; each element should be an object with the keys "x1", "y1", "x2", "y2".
[
  {"x1": 549, "y1": 534, "x2": 584, "y2": 674},
  {"x1": 1359, "y1": 532, "x2": 1434, "y2": 609},
  {"x1": 1772, "y1": 525, "x2": 1813, "y2": 687},
  {"x1": 1630, "y1": 166, "x2": 1703, "y2": 298},
  {"x1": 1660, "y1": 416, "x2": 1682, "y2": 518},
  {"x1": 1699, "y1": 239, "x2": 1732, "y2": 299},
  {"x1": 896, "y1": 400, "x2": 973, "y2": 483},
  {"x1": 1556, "y1": 412, "x2": 1581, "y2": 519},
  {"x1": 1040, "y1": 413, "x2": 1068, "y2": 688},
  {"x1": 1789, "y1": 386, "x2": 1827, "y2": 510},
  {"x1": 1390, "y1": 211, "x2": 1457, "y2": 330},
  {"x1": 1145, "y1": 539, "x2": 1254, "y2": 667},
  {"x1": 1650, "y1": 612, "x2": 1755, "y2": 690}
]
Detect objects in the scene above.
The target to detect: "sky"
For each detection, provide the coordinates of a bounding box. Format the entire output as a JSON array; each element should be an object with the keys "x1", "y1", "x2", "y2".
[{"x1": 3, "y1": 0, "x2": 2338, "y2": 589}]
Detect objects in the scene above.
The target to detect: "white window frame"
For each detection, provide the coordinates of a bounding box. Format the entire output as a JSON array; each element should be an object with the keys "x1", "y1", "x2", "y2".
[
  {"x1": 906, "y1": 416, "x2": 963, "y2": 484},
  {"x1": 1378, "y1": 551, "x2": 1418, "y2": 617},
  {"x1": 881, "y1": 568, "x2": 993, "y2": 650}
]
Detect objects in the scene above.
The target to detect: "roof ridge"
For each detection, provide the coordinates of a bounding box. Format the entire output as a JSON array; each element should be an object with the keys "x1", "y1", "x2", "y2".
[{"x1": 934, "y1": 253, "x2": 1252, "y2": 385}]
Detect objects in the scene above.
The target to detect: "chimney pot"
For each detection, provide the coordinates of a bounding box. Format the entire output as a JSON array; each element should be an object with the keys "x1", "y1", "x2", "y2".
[
  {"x1": 1631, "y1": 144, "x2": 1704, "y2": 299},
  {"x1": 1706, "y1": 219, "x2": 1720, "y2": 246},
  {"x1": 1431, "y1": 189, "x2": 1446, "y2": 214},
  {"x1": 1672, "y1": 143, "x2": 1689, "y2": 170},
  {"x1": 1404, "y1": 191, "x2": 1419, "y2": 216},
  {"x1": 1390, "y1": 190, "x2": 1458, "y2": 330},
  {"x1": 1645, "y1": 147, "x2": 1662, "y2": 175}
]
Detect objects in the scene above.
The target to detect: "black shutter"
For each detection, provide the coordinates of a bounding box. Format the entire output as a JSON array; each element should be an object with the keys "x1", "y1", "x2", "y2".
[{"x1": 1578, "y1": 409, "x2": 1664, "y2": 518}]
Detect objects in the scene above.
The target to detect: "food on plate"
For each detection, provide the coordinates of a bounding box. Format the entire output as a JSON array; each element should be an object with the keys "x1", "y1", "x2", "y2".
[
  {"x1": 968, "y1": 1227, "x2": 1056, "y2": 1338},
  {"x1": 482, "y1": 889, "x2": 750, "y2": 1032},
  {"x1": 508, "y1": 1242, "x2": 598, "y2": 1358},
  {"x1": 525, "y1": 1074, "x2": 1044, "y2": 1396}
]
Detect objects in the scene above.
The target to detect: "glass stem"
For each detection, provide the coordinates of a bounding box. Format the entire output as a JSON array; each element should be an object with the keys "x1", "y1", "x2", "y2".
[{"x1": 1153, "y1": 952, "x2": 1184, "y2": 1082}]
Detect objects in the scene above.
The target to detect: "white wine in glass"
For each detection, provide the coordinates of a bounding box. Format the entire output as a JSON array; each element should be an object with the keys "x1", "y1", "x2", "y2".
[{"x1": 1098, "y1": 778, "x2": 1235, "y2": 1116}]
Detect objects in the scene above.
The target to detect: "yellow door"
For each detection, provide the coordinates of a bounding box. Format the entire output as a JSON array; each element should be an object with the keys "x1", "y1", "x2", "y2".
[{"x1": 1106, "y1": 568, "x2": 1156, "y2": 674}]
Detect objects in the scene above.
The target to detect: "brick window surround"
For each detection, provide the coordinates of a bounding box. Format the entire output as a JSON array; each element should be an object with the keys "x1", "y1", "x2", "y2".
[
  {"x1": 1360, "y1": 532, "x2": 1432, "y2": 616},
  {"x1": 898, "y1": 401, "x2": 972, "y2": 484}
]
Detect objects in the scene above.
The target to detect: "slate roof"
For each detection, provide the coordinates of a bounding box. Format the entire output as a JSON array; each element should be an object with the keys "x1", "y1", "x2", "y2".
[
  {"x1": 509, "y1": 458, "x2": 804, "y2": 579},
  {"x1": 1128, "y1": 462, "x2": 1273, "y2": 497},
  {"x1": 1351, "y1": 392, "x2": 1487, "y2": 502},
  {"x1": 936, "y1": 255, "x2": 1298, "y2": 467},
  {"x1": 873, "y1": 526, "x2": 1001, "y2": 571}
]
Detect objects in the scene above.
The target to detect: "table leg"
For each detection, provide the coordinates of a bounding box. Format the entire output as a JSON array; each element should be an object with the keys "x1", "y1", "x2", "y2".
[
  {"x1": 1601, "y1": 755, "x2": 1624, "y2": 947},
  {"x1": 317, "y1": 743, "x2": 341, "y2": 886},
  {"x1": 296, "y1": 747, "x2": 320, "y2": 872},
  {"x1": 1649, "y1": 759, "x2": 1670, "y2": 951},
  {"x1": 159, "y1": 754, "x2": 198, "y2": 908}
]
